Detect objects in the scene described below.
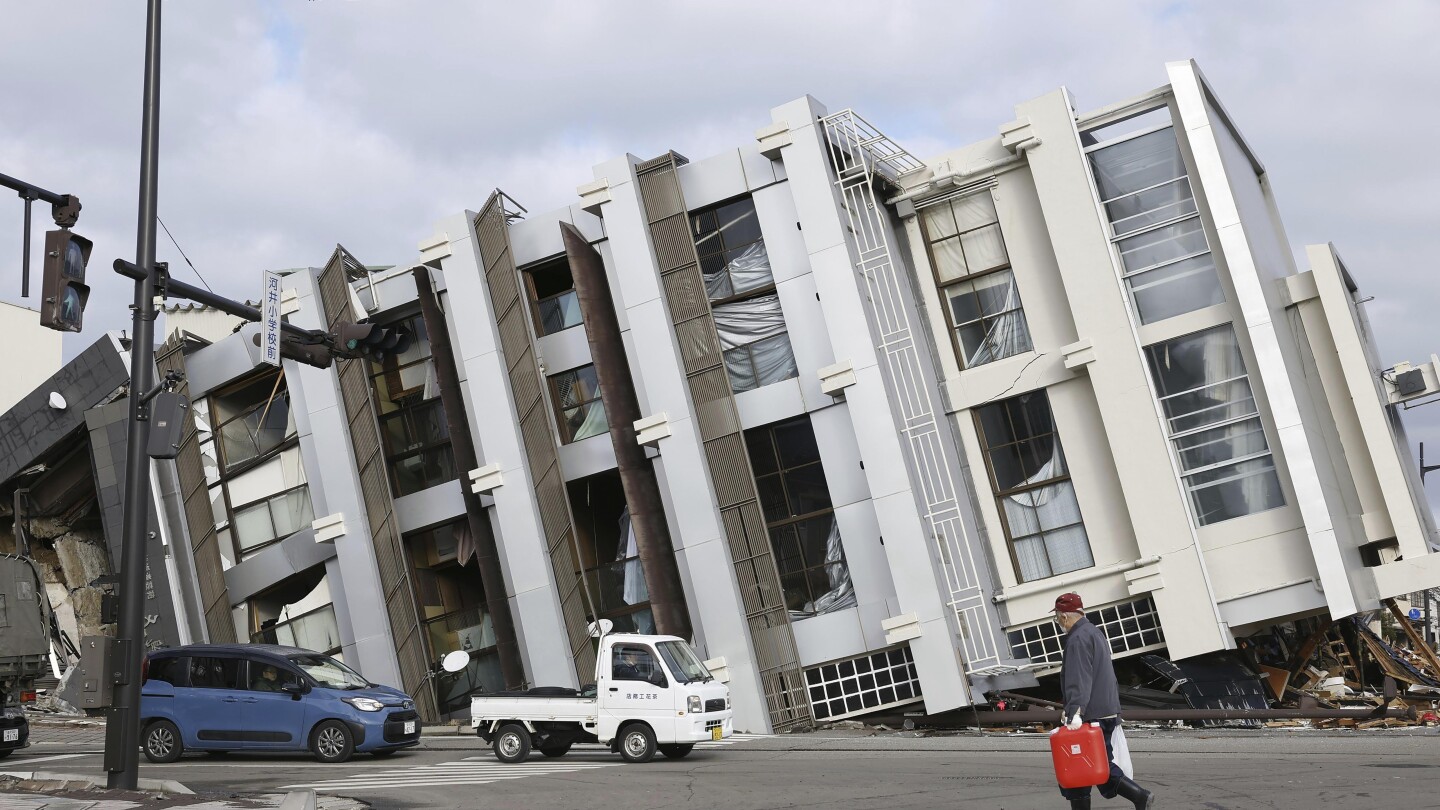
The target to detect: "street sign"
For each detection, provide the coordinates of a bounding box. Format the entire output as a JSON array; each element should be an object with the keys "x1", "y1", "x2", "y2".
[
  {"x1": 1410, "y1": 608, "x2": 1423, "y2": 621},
  {"x1": 260, "y1": 270, "x2": 281, "y2": 367}
]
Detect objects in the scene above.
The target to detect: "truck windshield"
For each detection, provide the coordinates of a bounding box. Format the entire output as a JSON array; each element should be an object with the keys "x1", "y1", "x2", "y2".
[
  {"x1": 656, "y1": 640, "x2": 712, "y2": 684},
  {"x1": 289, "y1": 654, "x2": 371, "y2": 690}
]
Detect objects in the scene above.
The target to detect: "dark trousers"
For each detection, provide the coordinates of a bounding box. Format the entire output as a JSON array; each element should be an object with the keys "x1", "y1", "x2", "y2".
[{"x1": 1058, "y1": 717, "x2": 1123, "y2": 801}]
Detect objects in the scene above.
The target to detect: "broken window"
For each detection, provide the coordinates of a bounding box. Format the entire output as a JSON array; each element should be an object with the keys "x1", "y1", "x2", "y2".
[
  {"x1": 744, "y1": 416, "x2": 855, "y2": 620},
  {"x1": 249, "y1": 567, "x2": 341, "y2": 657},
  {"x1": 569, "y1": 472, "x2": 654, "y2": 635},
  {"x1": 975, "y1": 391, "x2": 1094, "y2": 583},
  {"x1": 692, "y1": 197, "x2": 799, "y2": 393},
  {"x1": 198, "y1": 369, "x2": 312, "y2": 562},
  {"x1": 368, "y1": 314, "x2": 455, "y2": 497},
  {"x1": 1145, "y1": 325, "x2": 1285, "y2": 526},
  {"x1": 525, "y1": 258, "x2": 582, "y2": 336},
  {"x1": 919, "y1": 191, "x2": 1032, "y2": 369},
  {"x1": 406, "y1": 520, "x2": 503, "y2": 713},
  {"x1": 549, "y1": 364, "x2": 608, "y2": 444},
  {"x1": 1085, "y1": 108, "x2": 1225, "y2": 324}
]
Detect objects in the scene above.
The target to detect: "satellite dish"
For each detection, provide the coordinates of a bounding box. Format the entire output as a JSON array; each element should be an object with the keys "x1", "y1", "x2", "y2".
[
  {"x1": 587, "y1": 619, "x2": 614, "y2": 639},
  {"x1": 441, "y1": 650, "x2": 470, "y2": 674}
]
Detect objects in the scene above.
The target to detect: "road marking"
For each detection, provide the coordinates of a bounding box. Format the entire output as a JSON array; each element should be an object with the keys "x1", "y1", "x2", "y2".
[
  {"x1": 283, "y1": 759, "x2": 622, "y2": 792},
  {"x1": 4, "y1": 753, "x2": 94, "y2": 765}
]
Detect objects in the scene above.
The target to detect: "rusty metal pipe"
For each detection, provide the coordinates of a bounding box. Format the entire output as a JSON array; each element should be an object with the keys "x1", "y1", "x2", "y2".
[
  {"x1": 413, "y1": 266, "x2": 525, "y2": 689},
  {"x1": 561, "y1": 222, "x2": 692, "y2": 640}
]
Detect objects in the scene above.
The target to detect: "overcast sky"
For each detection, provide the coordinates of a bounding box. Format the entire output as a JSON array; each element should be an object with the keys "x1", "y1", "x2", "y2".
[{"x1": 2, "y1": 0, "x2": 1437, "y2": 515}]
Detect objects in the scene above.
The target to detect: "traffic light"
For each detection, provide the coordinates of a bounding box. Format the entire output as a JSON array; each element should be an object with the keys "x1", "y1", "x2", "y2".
[
  {"x1": 39, "y1": 228, "x2": 91, "y2": 332},
  {"x1": 335, "y1": 320, "x2": 412, "y2": 361},
  {"x1": 252, "y1": 332, "x2": 335, "y2": 370}
]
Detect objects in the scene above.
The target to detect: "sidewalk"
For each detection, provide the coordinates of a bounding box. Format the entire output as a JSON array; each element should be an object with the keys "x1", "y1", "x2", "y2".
[{"x1": 0, "y1": 775, "x2": 365, "y2": 810}]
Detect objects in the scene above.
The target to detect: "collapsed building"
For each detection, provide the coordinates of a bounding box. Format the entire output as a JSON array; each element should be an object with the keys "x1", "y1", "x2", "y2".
[{"x1": 6, "y1": 60, "x2": 1438, "y2": 731}]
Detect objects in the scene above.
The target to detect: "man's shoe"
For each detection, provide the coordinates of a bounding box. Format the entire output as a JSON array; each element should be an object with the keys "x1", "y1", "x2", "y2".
[
  {"x1": 1068, "y1": 797, "x2": 1090, "y2": 810},
  {"x1": 1113, "y1": 775, "x2": 1153, "y2": 809}
]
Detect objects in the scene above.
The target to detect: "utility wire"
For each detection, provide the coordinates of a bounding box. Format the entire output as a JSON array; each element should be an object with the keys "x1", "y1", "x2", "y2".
[{"x1": 156, "y1": 215, "x2": 214, "y2": 293}]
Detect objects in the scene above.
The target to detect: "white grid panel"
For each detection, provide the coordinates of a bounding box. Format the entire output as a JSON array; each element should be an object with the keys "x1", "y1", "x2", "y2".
[
  {"x1": 820, "y1": 110, "x2": 1007, "y2": 676},
  {"x1": 1006, "y1": 595, "x2": 1165, "y2": 669},
  {"x1": 805, "y1": 646, "x2": 922, "y2": 721}
]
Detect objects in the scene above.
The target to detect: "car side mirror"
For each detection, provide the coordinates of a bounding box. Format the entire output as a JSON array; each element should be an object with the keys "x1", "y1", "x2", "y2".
[{"x1": 281, "y1": 682, "x2": 305, "y2": 698}]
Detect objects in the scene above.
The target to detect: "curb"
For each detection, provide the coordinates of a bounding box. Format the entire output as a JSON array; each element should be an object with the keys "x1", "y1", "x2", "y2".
[{"x1": 0, "y1": 770, "x2": 193, "y2": 794}]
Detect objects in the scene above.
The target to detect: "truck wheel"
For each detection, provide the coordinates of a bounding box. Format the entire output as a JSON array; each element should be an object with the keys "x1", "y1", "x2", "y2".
[
  {"x1": 493, "y1": 724, "x2": 531, "y2": 763},
  {"x1": 618, "y1": 724, "x2": 656, "y2": 764},
  {"x1": 539, "y1": 741, "x2": 572, "y2": 758},
  {"x1": 143, "y1": 720, "x2": 183, "y2": 764},
  {"x1": 310, "y1": 720, "x2": 355, "y2": 763},
  {"x1": 659, "y1": 744, "x2": 694, "y2": 759}
]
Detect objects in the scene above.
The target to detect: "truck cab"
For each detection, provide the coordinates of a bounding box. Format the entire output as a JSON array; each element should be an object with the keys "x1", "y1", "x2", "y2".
[{"x1": 471, "y1": 632, "x2": 732, "y2": 763}]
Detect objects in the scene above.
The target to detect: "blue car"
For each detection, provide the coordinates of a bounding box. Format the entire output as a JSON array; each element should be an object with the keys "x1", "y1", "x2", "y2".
[{"x1": 139, "y1": 643, "x2": 420, "y2": 763}]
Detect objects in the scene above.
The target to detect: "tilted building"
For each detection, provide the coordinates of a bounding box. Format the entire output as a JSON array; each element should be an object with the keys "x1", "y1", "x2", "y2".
[{"x1": 44, "y1": 59, "x2": 1435, "y2": 733}]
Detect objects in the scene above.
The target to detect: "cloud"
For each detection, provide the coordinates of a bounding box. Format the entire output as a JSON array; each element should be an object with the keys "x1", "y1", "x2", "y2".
[{"x1": 1, "y1": 0, "x2": 1437, "y2": 515}]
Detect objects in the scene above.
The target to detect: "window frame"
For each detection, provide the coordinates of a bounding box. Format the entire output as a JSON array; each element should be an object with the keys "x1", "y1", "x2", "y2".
[
  {"x1": 745, "y1": 417, "x2": 849, "y2": 619},
  {"x1": 916, "y1": 191, "x2": 1032, "y2": 370},
  {"x1": 972, "y1": 391, "x2": 1094, "y2": 584},
  {"x1": 547, "y1": 364, "x2": 608, "y2": 444},
  {"x1": 521, "y1": 257, "x2": 583, "y2": 337},
  {"x1": 229, "y1": 482, "x2": 314, "y2": 558}
]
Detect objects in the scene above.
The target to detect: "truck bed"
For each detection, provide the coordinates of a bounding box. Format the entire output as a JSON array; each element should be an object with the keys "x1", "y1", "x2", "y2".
[{"x1": 470, "y1": 693, "x2": 597, "y2": 725}]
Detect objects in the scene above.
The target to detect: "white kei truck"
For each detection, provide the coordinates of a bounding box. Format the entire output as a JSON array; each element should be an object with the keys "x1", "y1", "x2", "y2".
[{"x1": 470, "y1": 629, "x2": 732, "y2": 764}]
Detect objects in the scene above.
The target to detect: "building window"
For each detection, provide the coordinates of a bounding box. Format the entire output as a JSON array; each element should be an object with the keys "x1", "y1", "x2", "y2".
[
  {"x1": 692, "y1": 197, "x2": 799, "y2": 393},
  {"x1": 920, "y1": 192, "x2": 1032, "y2": 368},
  {"x1": 1085, "y1": 109, "x2": 1225, "y2": 324},
  {"x1": 549, "y1": 364, "x2": 608, "y2": 443},
  {"x1": 525, "y1": 258, "x2": 582, "y2": 336},
  {"x1": 1144, "y1": 325, "x2": 1285, "y2": 526},
  {"x1": 1006, "y1": 596, "x2": 1164, "y2": 668},
  {"x1": 368, "y1": 314, "x2": 456, "y2": 497},
  {"x1": 744, "y1": 416, "x2": 856, "y2": 620},
  {"x1": 407, "y1": 522, "x2": 504, "y2": 714},
  {"x1": 196, "y1": 369, "x2": 312, "y2": 562},
  {"x1": 570, "y1": 473, "x2": 654, "y2": 635},
  {"x1": 805, "y1": 647, "x2": 920, "y2": 721},
  {"x1": 250, "y1": 568, "x2": 341, "y2": 658},
  {"x1": 974, "y1": 391, "x2": 1094, "y2": 583}
]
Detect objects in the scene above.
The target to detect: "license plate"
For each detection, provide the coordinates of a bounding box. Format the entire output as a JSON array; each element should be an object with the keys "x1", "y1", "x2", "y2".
[
  {"x1": 3, "y1": 729, "x2": 17, "y2": 742},
  {"x1": 710, "y1": 726, "x2": 722, "y2": 741},
  {"x1": 404, "y1": 721, "x2": 416, "y2": 735}
]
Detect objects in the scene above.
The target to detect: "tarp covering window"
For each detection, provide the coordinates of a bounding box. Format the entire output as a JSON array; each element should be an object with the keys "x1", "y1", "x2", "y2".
[
  {"x1": 711, "y1": 294, "x2": 798, "y2": 392},
  {"x1": 704, "y1": 242, "x2": 774, "y2": 300},
  {"x1": 791, "y1": 516, "x2": 856, "y2": 620}
]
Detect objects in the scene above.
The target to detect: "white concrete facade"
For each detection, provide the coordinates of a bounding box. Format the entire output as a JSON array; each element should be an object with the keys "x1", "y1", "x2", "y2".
[{"x1": 0, "y1": 300, "x2": 63, "y2": 414}]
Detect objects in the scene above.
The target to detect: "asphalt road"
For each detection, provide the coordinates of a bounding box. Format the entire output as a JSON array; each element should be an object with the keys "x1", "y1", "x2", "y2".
[{"x1": 8, "y1": 727, "x2": 1440, "y2": 809}]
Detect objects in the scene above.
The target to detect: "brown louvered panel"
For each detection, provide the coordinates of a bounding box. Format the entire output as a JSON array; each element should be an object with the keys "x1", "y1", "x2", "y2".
[
  {"x1": 690, "y1": 367, "x2": 738, "y2": 440},
  {"x1": 316, "y1": 249, "x2": 434, "y2": 722},
  {"x1": 703, "y1": 434, "x2": 752, "y2": 509},
  {"x1": 638, "y1": 170, "x2": 684, "y2": 221},
  {"x1": 204, "y1": 602, "x2": 233, "y2": 640},
  {"x1": 673, "y1": 317, "x2": 722, "y2": 374},
  {"x1": 474, "y1": 193, "x2": 594, "y2": 686},
  {"x1": 633, "y1": 155, "x2": 809, "y2": 729},
  {"x1": 650, "y1": 215, "x2": 694, "y2": 270},
  {"x1": 661, "y1": 267, "x2": 709, "y2": 322}
]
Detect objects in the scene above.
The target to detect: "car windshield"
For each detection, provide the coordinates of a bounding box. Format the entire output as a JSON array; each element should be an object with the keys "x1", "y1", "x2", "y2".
[
  {"x1": 656, "y1": 640, "x2": 712, "y2": 684},
  {"x1": 289, "y1": 654, "x2": 370, "y2": 690}
]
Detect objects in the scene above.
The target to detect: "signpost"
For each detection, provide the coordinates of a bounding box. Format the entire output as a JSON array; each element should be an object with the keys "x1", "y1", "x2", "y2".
[{"x1": 260, "y1": 270, "x2": 281, "y2": 367}]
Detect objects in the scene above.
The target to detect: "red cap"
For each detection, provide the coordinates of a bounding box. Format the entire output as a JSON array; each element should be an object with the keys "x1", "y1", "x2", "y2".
[{"x1": 1052, "y1": 592, "x2": 1084, "y2": 613}]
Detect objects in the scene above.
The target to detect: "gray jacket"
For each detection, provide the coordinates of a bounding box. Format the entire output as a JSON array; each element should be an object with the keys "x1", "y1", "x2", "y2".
[{"x1": 1060, "y1": 617, "x2": 1121, "y2": 719}]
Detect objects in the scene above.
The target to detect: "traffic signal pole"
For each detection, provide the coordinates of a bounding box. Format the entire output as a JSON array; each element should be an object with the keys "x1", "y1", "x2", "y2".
[{"x1": 105, "y1": 0, "x2": 162, "y2": 789}]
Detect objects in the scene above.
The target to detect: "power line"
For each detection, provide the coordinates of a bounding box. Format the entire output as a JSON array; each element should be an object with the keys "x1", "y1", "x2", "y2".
[{"x1": 156, "y1": 215, "x2": 214, "y2": 293}]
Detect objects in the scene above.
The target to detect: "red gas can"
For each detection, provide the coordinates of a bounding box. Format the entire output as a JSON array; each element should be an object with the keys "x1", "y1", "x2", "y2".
[{"x1": 1049, "y1": 723, "x2": 1110, "y2": 789}]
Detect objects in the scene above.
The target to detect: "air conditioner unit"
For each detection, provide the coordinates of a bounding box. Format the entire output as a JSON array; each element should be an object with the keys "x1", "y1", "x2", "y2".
[{"x1": 1384, "y1": 355, "x2": 1440, "y2": 405}]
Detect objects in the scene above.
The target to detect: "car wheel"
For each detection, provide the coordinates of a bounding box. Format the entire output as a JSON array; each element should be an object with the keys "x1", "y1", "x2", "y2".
[
  {"x1": 310, "y1": 720, "x2": 355, "y2": 764},
  {"x1": 493, "y1": 724, "x2": 531, "y2": 764},
  {"x1": 618, "y1": 724, "x2": 656, "y2": 764},
  {"x1": 372, "y1": 749, "x2": 399, "y2": 758},
  {"x1": 539, "y1": 742, "x2": 572, "y2": 758},
  {"x1": 659, "y1": 743, "x2": 694, "y2": 759},
  {"x1": 143, "y1": 720, "x2": 183, "y2": 764}
]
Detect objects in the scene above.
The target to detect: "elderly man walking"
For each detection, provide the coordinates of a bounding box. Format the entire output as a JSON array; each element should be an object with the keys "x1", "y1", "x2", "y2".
[{"x1": 1054, "y1": 592, "x2": 1154, "y2": 809}]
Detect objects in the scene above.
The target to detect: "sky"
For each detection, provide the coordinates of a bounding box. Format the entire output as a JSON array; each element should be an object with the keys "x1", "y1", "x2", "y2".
[{"x1": 1, "y1": 0, "x2": 1437, "y2": 515}]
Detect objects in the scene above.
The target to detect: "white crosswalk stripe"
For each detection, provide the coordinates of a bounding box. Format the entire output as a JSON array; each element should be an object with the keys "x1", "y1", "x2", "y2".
[{"x1": 283, "y1": 735, "x2": 771, "y2": 793}]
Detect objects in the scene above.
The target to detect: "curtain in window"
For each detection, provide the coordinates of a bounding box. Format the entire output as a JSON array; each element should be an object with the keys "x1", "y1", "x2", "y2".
[
  {"x1": 615, "y1": 507, "x2": 646, "y2": 607},
  {"x1": 568, "y1": 402, "x2": 609, "y2": 442},
  {"x1": 704, "y1": 242, "x2": 773, "y2": 300},
  {"x1": 791, "y1": 516, "x2": 857, "y2": 620},
  {"x1": 712, "y1": 294, "x2": 799, "y2": 390},
  {"x1": 1000, "y1": 439, "x2": 1092, "y2": 582},
  {"x1": 963, "y1": 272, "x2": 1030, "y2": 367}
]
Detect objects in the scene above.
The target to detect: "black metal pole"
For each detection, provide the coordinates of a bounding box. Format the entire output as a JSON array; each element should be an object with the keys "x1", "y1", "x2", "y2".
[
  {"x1": 105, "y1": 0, "x2": 161, "y2": 790},
  {"x1": 21, "y1": 196, "x2": 32, "y2": 297}
]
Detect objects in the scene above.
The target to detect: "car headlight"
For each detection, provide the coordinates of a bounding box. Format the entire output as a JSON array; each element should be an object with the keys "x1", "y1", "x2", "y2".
[
  {"x1": 343, "y1": 697, "x2": 385, "y2": 712},
  {"x1": 688, "y1": 695, "x2": 702, "y2": 714}
]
